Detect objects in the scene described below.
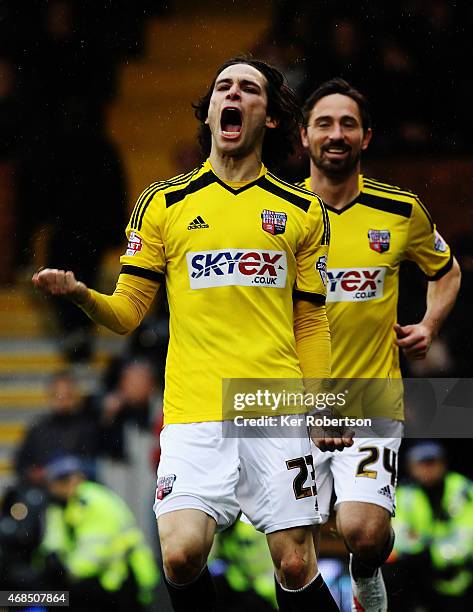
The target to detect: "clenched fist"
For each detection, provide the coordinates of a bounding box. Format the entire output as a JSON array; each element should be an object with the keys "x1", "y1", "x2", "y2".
[
  {"x1": 32, "y1": 269, "x2": 89, "y2": 304},
  {"x1": 394, "y1": 322, "x2": 433, "y2": 360}
]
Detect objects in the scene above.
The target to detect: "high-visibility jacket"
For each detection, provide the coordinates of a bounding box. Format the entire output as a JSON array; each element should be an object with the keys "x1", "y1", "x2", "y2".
[
  {"x1": 216, "y1": 521, "x2": 277, "y2": 608},
  {"x1": 40, "y1": 481, "x2": 159, "y2": 603},
  {"x1": 393, "y1": 472, "x2": 473, "y2": 596}
]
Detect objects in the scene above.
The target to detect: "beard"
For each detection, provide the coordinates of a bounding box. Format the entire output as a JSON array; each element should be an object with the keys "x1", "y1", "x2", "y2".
[{"x1": 312, "y1": 143, "x2": 361, "y2": 180}]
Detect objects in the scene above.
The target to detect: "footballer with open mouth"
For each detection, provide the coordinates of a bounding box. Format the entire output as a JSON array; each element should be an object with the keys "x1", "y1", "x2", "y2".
[
  {"x1": 205, "y1": 63, "x2": 277, "y2": 164},
  {"x1": 220, "y1": 106, "x2": 243, "y2": 140}
]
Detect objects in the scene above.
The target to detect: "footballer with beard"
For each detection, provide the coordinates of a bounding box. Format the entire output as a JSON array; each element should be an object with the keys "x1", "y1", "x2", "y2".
[{"x1": 299, "y1": 78, "x2": 461, "y2": 612}]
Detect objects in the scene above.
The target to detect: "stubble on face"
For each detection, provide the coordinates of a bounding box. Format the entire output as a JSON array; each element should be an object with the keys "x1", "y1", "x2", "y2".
[
  {"x1": 312, "y1": 141, "x2": 361, "y2": 180},
  {"x1": 305, "y1": 93, "x2": 366, "y2": 181}
]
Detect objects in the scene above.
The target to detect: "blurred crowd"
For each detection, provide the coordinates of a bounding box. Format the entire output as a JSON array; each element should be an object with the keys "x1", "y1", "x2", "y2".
[
  {"x1": 386, "y1": 441, "x2": 473, "y2": 611},
  {"x1": 0, "y1": 0, "x2": 164, "y2": 259},
  {"x1": 0, "y1": 0, "x2": 167, "y2": 358},
  {"x1": 0, "y1": 354, "x2": 166, "y2": 609},
  {"x1": 261, "y1": 0, "x2": 473, "y2": 155}
]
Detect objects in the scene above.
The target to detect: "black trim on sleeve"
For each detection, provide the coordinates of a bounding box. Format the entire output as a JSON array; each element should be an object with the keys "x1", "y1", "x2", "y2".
[
  {"x1": 425, "y1": 255, "x2": 454, "y2": 281},
  {"x1": 293, "y1": 290, "x2": 326, "y2": 305},
  {"x1": 132, "y1": 168, "x2": 201, "y2": 230},
  {"x1": 414, "y1": 196, "x2": 435, "y2": 232},
  {"x1": 120, "y1": 265, "x2": 164, "y2": 283},
  {"x1": 320, "y1": 201, "x2": 330, "y2": 245},
  {"x1": 364, "y1": 177, "x2": 416, "y2": 199},
  {"x1": 137, "y1": 188, "x2": 161, "y2": 231}
]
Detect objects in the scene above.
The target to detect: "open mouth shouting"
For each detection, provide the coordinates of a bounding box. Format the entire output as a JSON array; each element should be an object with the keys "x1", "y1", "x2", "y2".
[{"x1": 220, "y1": 106, "x2": 243, "y2": 139}]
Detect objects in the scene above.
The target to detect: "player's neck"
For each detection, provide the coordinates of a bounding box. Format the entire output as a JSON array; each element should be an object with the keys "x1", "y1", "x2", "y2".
[
  {"x1": 209, "y1": 149, "x2": 263, "y2": 182},
  {"x1": 310, "y1": 163, "x2": 360, "y2": 210}
]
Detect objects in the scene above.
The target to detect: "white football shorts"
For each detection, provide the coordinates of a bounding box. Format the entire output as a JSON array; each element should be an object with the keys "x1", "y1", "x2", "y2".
[
  {"x1": 153, "y1": 421, "x2": 321, "y2": 534},
  {"x1": 313, "y1": 418, "x2": 404, "y2": 523}
]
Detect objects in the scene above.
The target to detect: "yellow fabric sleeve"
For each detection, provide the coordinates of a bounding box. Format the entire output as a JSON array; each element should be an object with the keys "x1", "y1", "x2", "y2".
[
  {"x1": 293, "y1": 299, "x2": 331, "y2": 386},
  {"x1": 75, "y1": 273, "x2": 160, "y2": 335}
]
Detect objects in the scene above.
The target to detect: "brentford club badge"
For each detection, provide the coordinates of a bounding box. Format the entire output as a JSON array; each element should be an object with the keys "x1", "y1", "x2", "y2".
[
  {"x1": 261, "y1": 209, "x2": 287, "y2": 235},
  {"x1": 155, "y1": 474, "x2": 176, "y2": 501},
  {"x1": 368, "y1": 229, "x2": 390, "y2": 253}
]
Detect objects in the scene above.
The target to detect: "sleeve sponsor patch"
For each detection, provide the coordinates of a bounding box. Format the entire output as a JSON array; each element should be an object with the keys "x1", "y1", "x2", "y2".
[
  {"x1": 125, "y1": 231, "x2": 143, "y2": 256},
  {"x1": 434, "y1": 230, "x2": 447, "y2": 253},
  {"x1": 316, "y1": 255, "x2": 328, "y2": 286}
]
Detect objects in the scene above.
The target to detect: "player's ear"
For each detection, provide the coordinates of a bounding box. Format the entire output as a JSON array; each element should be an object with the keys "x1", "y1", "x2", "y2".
[
  {"x1": 300, "y1": 126, "x2": 309, "y2": 149},
  {"x1": 204, "y1": 116, "x2": 209, "y2": 125},
  {"x1": 362, "y1": 127, "x2": 372, "y2": 151},
  {"x1": 265, "y1": 115, "x2": 279, "y2": 129}
]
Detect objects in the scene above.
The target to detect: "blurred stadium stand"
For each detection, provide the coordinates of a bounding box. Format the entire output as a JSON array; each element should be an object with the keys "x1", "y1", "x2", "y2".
[
  {"x1": 107, "y1": 3, "x2": 271, "y2": 197},
  {"x1": 0, "y1": 0, "x2": 271, "y2": 483}
]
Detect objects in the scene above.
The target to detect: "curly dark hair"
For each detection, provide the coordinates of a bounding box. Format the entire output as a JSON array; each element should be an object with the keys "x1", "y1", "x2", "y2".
[
  {"x1": 303, "y1": 78, "x2": 372, "y2": 133},
  {"x1": 192, "y1": 56, "x2": 302, "y2": 169}
]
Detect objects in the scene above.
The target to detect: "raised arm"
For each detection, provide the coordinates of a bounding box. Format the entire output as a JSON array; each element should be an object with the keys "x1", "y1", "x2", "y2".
[{"x1": 32, "y1": 269, "x2": 159, "y2": 335}]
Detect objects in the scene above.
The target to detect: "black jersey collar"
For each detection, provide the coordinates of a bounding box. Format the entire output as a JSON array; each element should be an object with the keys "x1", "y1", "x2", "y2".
[
  {"x1": 204, "y1": 159, "x2": 267, "y2": 194},
  {"x1": 304, "y1": 174, "x2": 363, "y2": 214}
]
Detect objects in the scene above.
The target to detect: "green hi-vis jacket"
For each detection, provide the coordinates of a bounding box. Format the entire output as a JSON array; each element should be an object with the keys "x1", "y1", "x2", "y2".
[
  {"x1": 216, "y1": 521, "x2": 276, "y2": 608},
  {"x1": 393, "y1": 472, "x2": 473, "y2": 597},
  {"x1": 39, "y1": 481, "x2": 159, "y2": 604}
]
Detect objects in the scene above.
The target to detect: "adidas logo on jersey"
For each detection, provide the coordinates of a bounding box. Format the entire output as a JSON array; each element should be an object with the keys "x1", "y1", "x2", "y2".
[
  {"x1": 188, "y1": 216, "x2": 209, "y2": 230},
  {"x1": 377, "y1": 485, "x2": 392, "y2": 500}
]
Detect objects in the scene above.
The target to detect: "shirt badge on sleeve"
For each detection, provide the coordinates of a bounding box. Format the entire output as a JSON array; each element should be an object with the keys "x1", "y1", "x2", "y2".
[
  {"x1": 434, "y1": 230, "x2": 447, "y2": 252},
  {"x1": 316, "y1": 254, "x2": 328, "y2": 285},
  {"x1": 261, "y1": 210, "x2": 287, "y2": 235},
  {"x1": 125, "y1": 231, "x2": 143, "y2": 256},
  {"x1": 368, "y1": 229, "x2": 390, "y2": 253}
]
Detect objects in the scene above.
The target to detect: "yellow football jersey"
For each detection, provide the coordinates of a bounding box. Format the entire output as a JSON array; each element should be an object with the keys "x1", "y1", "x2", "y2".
[
  {"x1": 120, "y1": 160, "x2": 329, "y2": 424},
  {"x1": 302, "y1": 175, "x2": 452, "y2": 416}
]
